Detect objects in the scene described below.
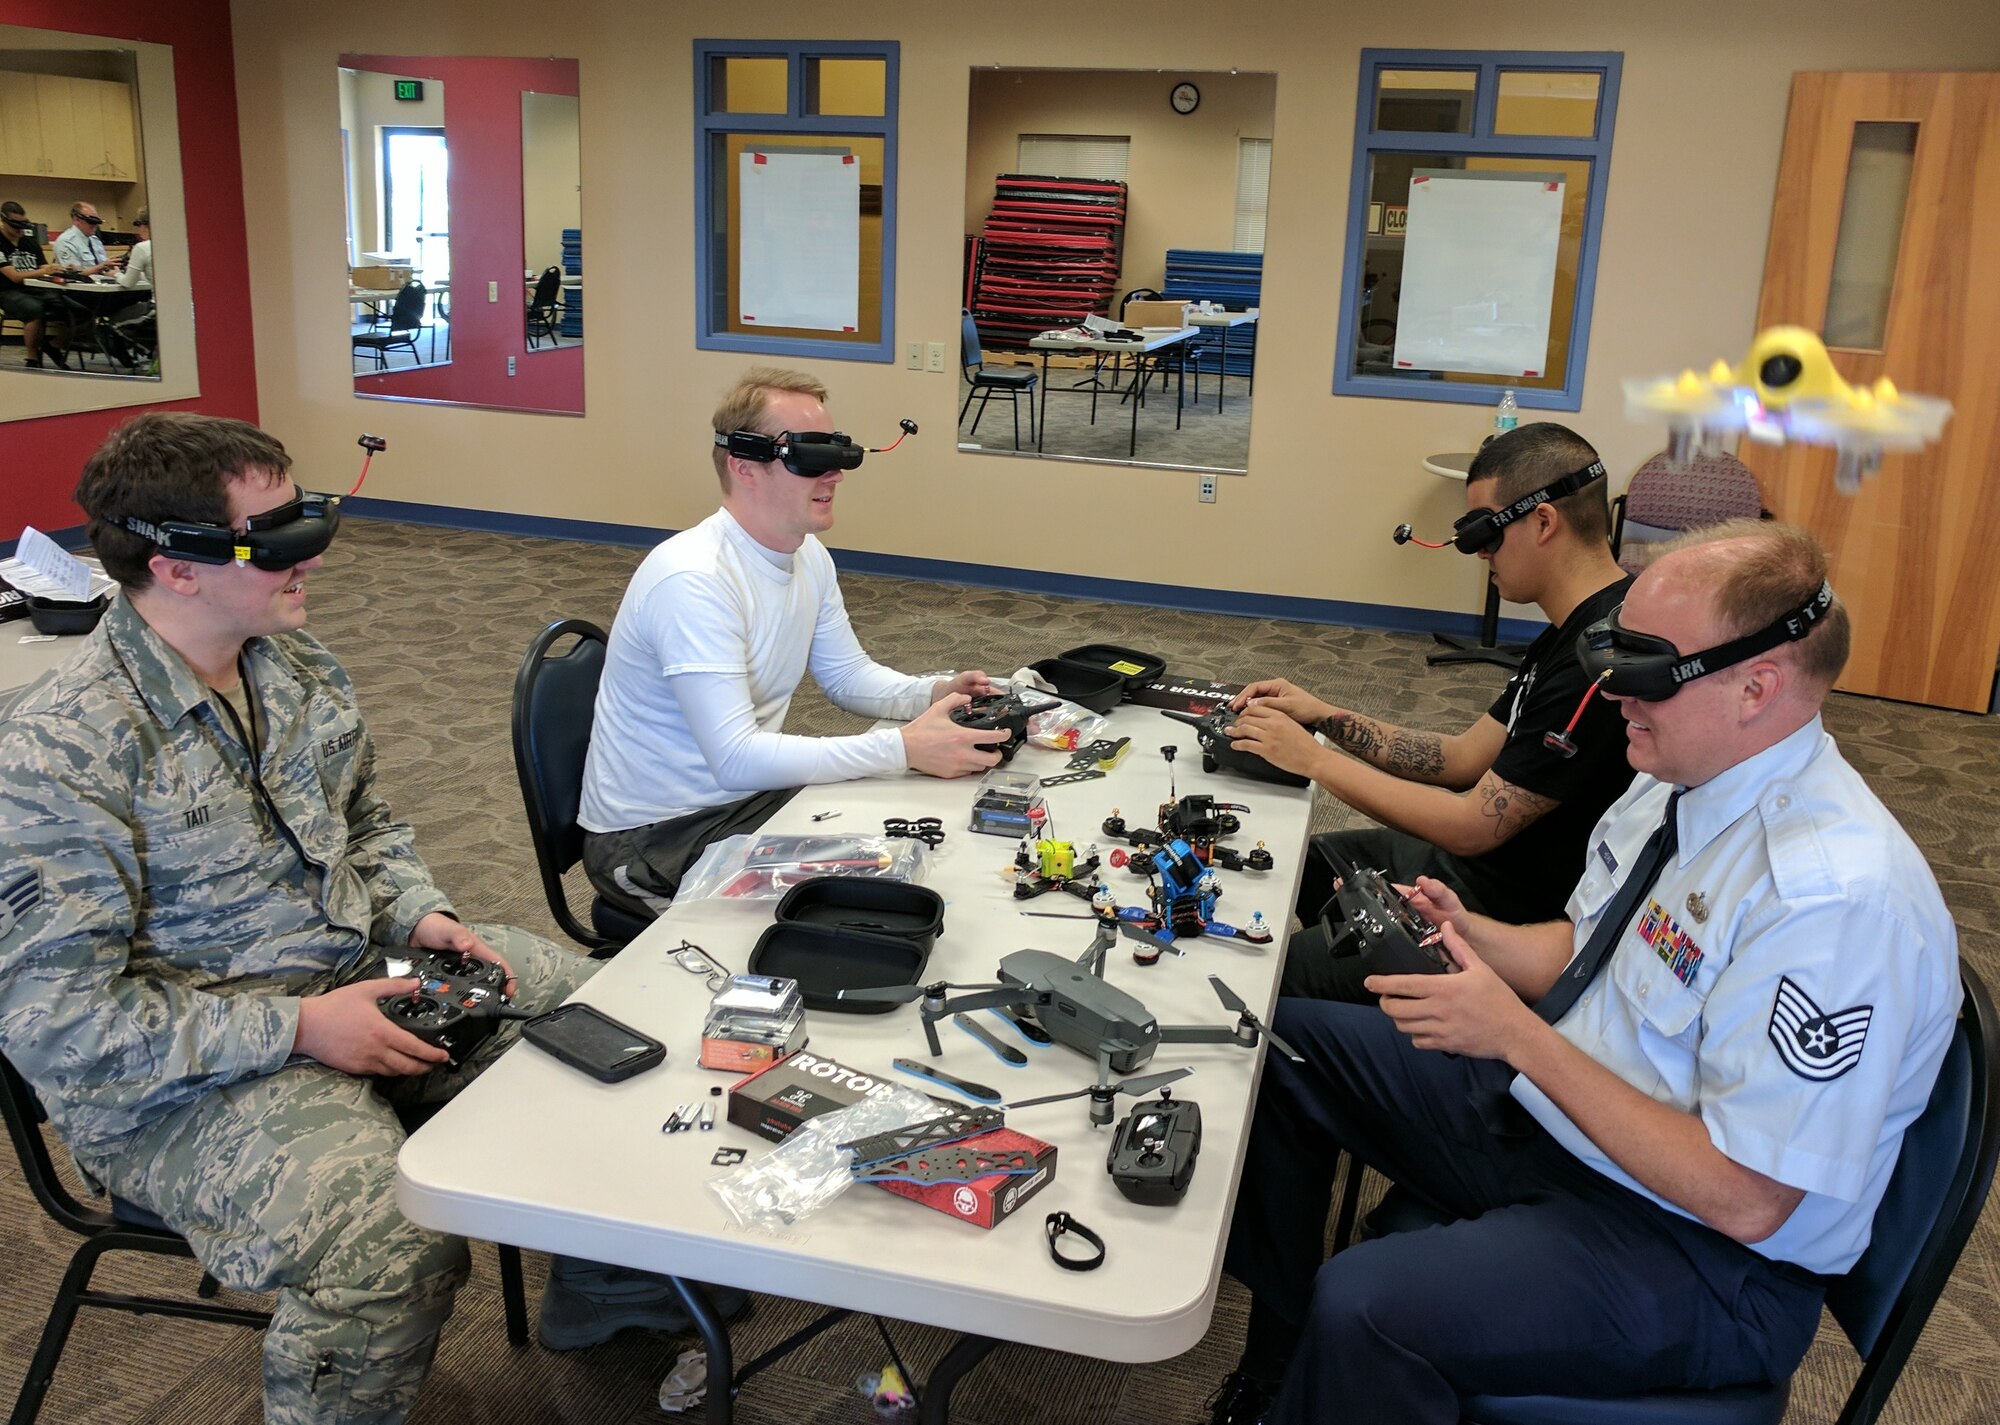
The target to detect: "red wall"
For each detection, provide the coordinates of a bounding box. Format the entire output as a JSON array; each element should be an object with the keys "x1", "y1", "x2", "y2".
[
  {"x1": 0, "y1": 2, "x2": 260, "y2": 539},
  {"x1": 347, "y1": 55, "x2": 583, "y2": 413}
]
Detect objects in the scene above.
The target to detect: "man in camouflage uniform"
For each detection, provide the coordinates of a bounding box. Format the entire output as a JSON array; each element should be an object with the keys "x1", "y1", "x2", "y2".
[{"x1": 0, "y1": 414, "x2": 602, "y2": 1422}]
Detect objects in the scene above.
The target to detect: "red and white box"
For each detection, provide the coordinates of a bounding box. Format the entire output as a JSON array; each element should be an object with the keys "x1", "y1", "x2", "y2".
[{"x1": 872, "y1": 1128, "x2": 1058, "y2": 1229}]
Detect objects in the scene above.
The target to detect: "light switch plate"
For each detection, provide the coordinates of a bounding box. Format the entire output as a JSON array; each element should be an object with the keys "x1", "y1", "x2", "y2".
[
  {"x1": 906, "y1": 341, "x2": 923, "y2": 370},
  {"x1": 926, "y1": 342, "x2": 947, "y2": 373}
]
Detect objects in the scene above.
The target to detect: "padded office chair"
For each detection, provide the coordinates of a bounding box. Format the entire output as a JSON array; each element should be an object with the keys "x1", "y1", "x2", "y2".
[
  {"x1": 511, "y1": 618, "x2": 653, "y2": 955},
  {"x1": 958, "y1": 313, "x2": 1037, "y2": 450},
  {"x1": 1328, "y1": 960, "x2": 1999, "y2": 1425},
  {"x1": 3, "y1": 1051, "x2": 539, "y2": 1423},
  {"x1": 525, "y1": 267, "x2": 565, "y2": 350},
  {"x1": 350, "y1": 279, "x2": 427, "y2": 371},
  {"x1": 1610, "y1": 450, "x2": 1767, "y2": 574}
]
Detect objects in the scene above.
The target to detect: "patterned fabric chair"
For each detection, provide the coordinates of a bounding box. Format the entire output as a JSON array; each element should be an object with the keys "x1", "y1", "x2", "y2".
[{"x1": 1610, "y1": 450, "x2": 1768, "y2": 574}]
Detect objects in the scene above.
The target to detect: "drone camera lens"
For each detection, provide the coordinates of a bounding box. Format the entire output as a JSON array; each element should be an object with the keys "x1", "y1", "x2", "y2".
[{"x1": 1759, "y1": 353, "x2": 1804, "y2": 389}]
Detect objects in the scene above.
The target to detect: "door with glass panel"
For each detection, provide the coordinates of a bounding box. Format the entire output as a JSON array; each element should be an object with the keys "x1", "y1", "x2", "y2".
[{"x1": 1746, "y1": 72, "x2": 2000, "y2": 711}]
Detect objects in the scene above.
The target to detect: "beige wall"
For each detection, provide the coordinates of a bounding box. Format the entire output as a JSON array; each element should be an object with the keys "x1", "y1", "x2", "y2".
[
  {"x1": 965, "y1": 68, "x2": 1275, "y2": 298},
  {"x1": 521, "y1": 90, "x2": 579, "y2": 277},
  {"x1": 229, "y1": 0, "x2": 2000, "y2": 627},
  {"x1": 341, "y1": 63, "x2": 444, "y2": 262}
]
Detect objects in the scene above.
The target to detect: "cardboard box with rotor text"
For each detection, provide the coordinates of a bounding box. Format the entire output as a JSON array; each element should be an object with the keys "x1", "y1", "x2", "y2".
[
  {"x1": 727, "y1": 1050, "x2": 902, "y2": 1143},
  {"x1": 1123, "y1": 299, "x2": 1193, "y2": 330}
]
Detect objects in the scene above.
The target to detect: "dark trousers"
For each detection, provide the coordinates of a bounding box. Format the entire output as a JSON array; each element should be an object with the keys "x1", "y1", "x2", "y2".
[
  {"x1": 1283, "y1": 827, "x2": 1494, "y2": 1001},
  {"x1": 1223, "y1": 999, "x2": 1825, "y2": 1425},
  {"x1": 582, "y1": 786, "x2": 798, "y2": 920}
]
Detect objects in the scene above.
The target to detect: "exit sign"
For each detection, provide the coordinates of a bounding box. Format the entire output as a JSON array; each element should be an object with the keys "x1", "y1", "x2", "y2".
[{"x1": 394, "y1": 79, "x2": 424, "y2": 102}]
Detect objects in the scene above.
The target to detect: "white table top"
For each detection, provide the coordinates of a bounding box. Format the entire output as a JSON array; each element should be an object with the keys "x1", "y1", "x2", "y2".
[
  {"x1": 24, "y1": 277, "x2": 150, "y2": 294},
  {"x1": 1188, "y1": 311, "x2": 1258, "y2": 330},
  {"x1": 1423, "y1": 451, "x2": 1476, "y2": 480},
  {"x1": 0, "y1": 624, "x2": 87, "y2": 713},
  {"x1": 1029, "y1": 327, "x2": 1199, "y2": 355},
  {"x1": 397, "y1": 701, "x2": 1316, "y2": 1361}
]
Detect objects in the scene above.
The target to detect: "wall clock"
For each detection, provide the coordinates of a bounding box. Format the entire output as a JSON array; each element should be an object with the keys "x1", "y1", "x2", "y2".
[{"x1": 1170, "y1": 82, "x2": 1200, "y2": 115}]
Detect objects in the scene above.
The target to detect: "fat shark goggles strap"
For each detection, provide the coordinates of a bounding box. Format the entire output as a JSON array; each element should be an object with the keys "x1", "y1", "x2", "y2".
[
  {"x1": 1447, "y1": 459, "x2": 1607, "y2": 555},
  {"x1": 1577, "y1": 580, "x2": 1836, "y2": 700},
  {"x1": 120, "y1": 491, "x2": 342, "y2": 572},
  {"x1": 715, "y1": 428, "x2": 866, "y2": 476}
]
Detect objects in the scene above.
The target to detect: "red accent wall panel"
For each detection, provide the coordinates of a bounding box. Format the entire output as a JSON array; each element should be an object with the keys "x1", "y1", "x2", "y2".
[{"x1": 0, "y1": 2, "x2": 260, "y2": 539}]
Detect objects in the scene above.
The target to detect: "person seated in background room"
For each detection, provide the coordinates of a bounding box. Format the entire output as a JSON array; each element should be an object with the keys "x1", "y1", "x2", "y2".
[
  {"x1": 52, "y1": 199, "x2": 116, "y2": 277},
  {"x1": 1205, "y1": 520, "x2": 1959, "y2": 1425},
  {"x1": 116, "y1": 206, "x2": 153, "y2": 288},
  {"x1": 0, "y1": 413, "x2": 706, "y2": 1420},
  {"x1": 1226, "y1": 421, "x2": 1636, "y2": 1001},
  {"x1": 0, "y1": 200, "x2": 69, "y2": 369},
  {"x1": 579, "y1": 365, "x2": 1009, "y2": 921}
]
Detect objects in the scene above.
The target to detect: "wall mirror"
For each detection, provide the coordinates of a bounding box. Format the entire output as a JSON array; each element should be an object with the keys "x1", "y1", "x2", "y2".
[
  {"x1": 340, "y1": 55, "x2": 582, "y2": 416},
  {"x1": 0, "y1": 26, "x2": 197, "y2": 424},
  {"x1": 960, "y1": 68, "x2": 1273, "y2": 474}
]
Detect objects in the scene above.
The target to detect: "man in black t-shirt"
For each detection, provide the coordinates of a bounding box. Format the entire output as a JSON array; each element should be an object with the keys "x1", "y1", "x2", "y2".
[
  {"x1": 1, "y1": 201, "x2": 69, "y2": 368},
  {"x1": 1228, "y1": 422, "x2": 1635, "y2": 1001}
]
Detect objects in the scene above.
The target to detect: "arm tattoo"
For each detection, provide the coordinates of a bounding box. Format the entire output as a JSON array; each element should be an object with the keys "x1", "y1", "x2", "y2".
[
  {"x1": 1316, "y1": 713, "x2": 1446, "y2": 781},
  {"x1": 1475, "y1": 774, "x2": 1559, "y2": 843},
  {"x1": 1385, "y1": 730, "x2": 1447, "y2": 779}
]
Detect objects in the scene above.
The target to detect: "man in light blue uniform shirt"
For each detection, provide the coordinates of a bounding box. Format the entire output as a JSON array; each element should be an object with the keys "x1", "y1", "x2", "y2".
[
  {"x1": 52, "y1": 200, "x2": 115, "y2": 276},
  {"x1": 1208, "y1": 519, "x2": 1959, "y2": 1425}
]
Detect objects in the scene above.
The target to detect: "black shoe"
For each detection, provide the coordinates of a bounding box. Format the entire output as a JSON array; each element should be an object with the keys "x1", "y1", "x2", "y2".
[
  {"x1": 1204, "y1": 1370, "x2": 1276, "y2": 1425},
  {"x1": 46, "y1": 347, "x2": 70, "y2": 370}
]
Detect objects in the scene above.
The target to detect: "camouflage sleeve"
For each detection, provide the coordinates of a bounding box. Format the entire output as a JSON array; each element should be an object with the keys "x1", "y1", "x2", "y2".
[
  {"x1": 0, "y1": 715, "x2": 298, "y2": 1146},
  {"x1": 339, "y1": 714, "x2": 453, "y2": 946}
]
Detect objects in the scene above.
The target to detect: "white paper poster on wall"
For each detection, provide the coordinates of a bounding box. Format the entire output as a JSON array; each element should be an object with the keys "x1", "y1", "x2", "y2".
[
  {"x1": 739, "y1": 149, "x2": 860, "y2": 332},
  {"x1": 1391, "y1": 170, "x2": 1565, "y2": 379}
]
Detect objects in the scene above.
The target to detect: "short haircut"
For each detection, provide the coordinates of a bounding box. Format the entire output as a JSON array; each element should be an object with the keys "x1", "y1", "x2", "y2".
[
  {"x1": 1658, "y1": 518, "x2": 1850, "y2": 690},
  {"x1": 134, "y1": 207, "x2": 149, "y2": 226},
  {"x1": 1464, "y1": 421, "x2": 1611, "y2": 545},
  {"x1": 0, "y1": 202, "x2": 25, "y2": 221},
  {"x1": 76, "y1": 413, "x2": 294, "y2": 592},
  {"x1": 70, "y1": 202, "x2": 89, "y2": 220},
  {"x1": 710, "y1": 366, "x2": 830, "y2": 488}
]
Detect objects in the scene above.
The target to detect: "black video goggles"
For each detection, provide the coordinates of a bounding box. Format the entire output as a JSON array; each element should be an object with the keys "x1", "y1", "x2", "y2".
[
  {"x1": 1576, "y1": 580, "x2": 1835, "y2": 700},
  {"x1": 119, "y1": 491, "x2": 342, "y2": 572},
  {"x1": 716, "y1": 428, "x2": 865, "y2": 476},
  {"x1": 1446, "y1": 459, "x2": 1607, "y2": 555}
]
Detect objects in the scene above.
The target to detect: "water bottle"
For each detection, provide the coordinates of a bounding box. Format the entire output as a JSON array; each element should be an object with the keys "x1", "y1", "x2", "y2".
[{"x1": 1493, "y1": 389, "x2": 1519, "y2": 437}]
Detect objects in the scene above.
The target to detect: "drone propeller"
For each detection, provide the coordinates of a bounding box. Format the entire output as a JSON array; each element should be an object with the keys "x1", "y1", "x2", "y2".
[
  {"x1": 1208, "y1": 976, "x2": 1304, "y2": 1062},
  {"x1": 1006, "y1": 1065, "x2": 1193, "y2": 1111},
  {"x1": 1119, "y1": 918, "x2": 1178, "y2": 963},
  {"x1": 835, "y1": 978, "x2": 1003, "y2": 1006}
]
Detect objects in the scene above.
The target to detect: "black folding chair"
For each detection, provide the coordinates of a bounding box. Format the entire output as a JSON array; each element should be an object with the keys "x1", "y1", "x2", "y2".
[
  {"x1": 511, "y1": 618, "x2": 653, "y2": 954},
  {"x1": 525, "y1": 267, "x2": 565, "y2": 350},
  {"x1": 351, "y1": 280, "x2": 428, "y2": 370}
]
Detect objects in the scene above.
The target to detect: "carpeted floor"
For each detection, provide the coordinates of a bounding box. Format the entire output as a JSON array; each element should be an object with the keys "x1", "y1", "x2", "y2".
[
  {"x1": 3, "y1": 515, "x2": 1996, "y2": 1423},
  {"x1": 959, "y1": 357, "x2": 1251, "y2": 470}
]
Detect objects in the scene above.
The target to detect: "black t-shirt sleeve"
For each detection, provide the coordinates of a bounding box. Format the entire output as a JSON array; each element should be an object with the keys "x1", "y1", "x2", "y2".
[{"x1": 1486, "y1": 580, "x2": 1634, "y2": 803}]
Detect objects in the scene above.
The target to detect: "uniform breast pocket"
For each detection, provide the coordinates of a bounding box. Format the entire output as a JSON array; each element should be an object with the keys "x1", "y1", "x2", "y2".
[
  {"x1": 1609, "y1": 943, "x2": 1703, "y2": 1040},
  {"x1": 140, "y1": 809, "x2": 271, "y2": 912}
]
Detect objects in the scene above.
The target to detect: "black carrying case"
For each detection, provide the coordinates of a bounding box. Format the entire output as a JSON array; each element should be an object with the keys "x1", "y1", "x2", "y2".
[
  {"x1": 750, "y1": 878, "x2": 944, "y2": 1012},
  {"x1": 1056, "y1": 643, "x2": 1167, "y2": 700}
]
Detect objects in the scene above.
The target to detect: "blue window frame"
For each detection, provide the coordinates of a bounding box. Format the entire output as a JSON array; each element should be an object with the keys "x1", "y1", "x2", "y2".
[
  {"x1": 1333, "y1": 49, "x2": 1621, "y2": 411},
  {"x1": 693, "y1": 39, "x2": 898, "y2": 363}
]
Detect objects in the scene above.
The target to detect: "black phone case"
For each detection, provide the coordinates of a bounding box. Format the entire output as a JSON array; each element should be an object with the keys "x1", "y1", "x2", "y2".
[{"x1": 521, "y1": 1004, "x2": 666, "y2": 1083}]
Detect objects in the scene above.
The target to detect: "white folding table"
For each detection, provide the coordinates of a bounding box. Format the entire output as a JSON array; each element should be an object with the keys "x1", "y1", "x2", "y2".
[{"x1": 398, "y1": 700, "x2": 1316, "y2": 1421}]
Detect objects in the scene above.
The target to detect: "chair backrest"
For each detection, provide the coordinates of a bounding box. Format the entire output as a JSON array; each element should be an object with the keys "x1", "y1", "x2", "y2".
[
  {"x1": 510, "y1": 618, "x2": 613, "y2": 948},
  {"x1": 0, "y1": 1050, "x2": 116, "y2": 1238},
  {"x1": 961, "y1": 312, "x2": 983, "y2": 375},
  {"x1": 1823, "y1": 962, "x2": 1999, "y2": 1422},
  {"x1": 1118, "y1": 287, "x2": 1162, "y2": 320},
  {"x1": 1622, "y1": 450, "x2": 1765, "y2": 532},
  {"x1": 531, "y1": 267, "x2": 562, "y2": 309},
  {"x1": 389, "y1": 279, "x2": 428, "y2": 332}
]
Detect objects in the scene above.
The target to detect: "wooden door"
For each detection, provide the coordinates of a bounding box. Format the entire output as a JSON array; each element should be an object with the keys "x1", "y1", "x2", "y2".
[
  {"x1": 0, "y1": 72, "x2": 43, "y2": 176},
  {"x1": 1745, "y1": 72, "x2": 2000, "y2": 712}
]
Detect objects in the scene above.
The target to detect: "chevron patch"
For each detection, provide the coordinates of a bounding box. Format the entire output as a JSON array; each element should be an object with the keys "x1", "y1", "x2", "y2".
[
  {"x1": 1768, "y1": 975, "x2": 1873, "y2": 1082},
  {"x1": 0, "y1": 866, "x2": 41, "y2": 939}
]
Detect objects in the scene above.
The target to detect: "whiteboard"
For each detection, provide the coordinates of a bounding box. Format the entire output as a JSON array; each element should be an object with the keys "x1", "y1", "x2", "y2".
[
  {"x1": 1391, "y1": 170, "x2": 1565, "y2": 379},
  {"x1": 739, "y1": 149, "x2": 860, "y2": 332}
]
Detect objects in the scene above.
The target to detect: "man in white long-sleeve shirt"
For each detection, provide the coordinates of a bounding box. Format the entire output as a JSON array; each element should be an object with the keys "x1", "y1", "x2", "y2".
[{"x1": 579, "y1": 366, "x2": 1008, "y2": 919}]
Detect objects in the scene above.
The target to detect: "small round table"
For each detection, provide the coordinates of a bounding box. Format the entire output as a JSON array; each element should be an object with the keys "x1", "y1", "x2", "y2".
[{"x1": 1420, "y1": 451, "x2": 1523, "y2": 671}]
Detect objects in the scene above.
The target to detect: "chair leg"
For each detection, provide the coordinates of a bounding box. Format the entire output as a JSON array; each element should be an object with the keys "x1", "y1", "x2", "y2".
[
  {"x1": 958, "y1": 385, "x2": 976, "y2": 427},
  {"x1": 498, "y1": 1245, "x2": 529, "y2": 1347},
  {"x1": 969, "y1": 390, "x2": 989, "y2": 436},
  {"x1": 12, "y1": 1238, "x2": 111, "y2": 1425},
  {"x1": 1011, "y1": 391, "x2": 1021, "y2": 450}
]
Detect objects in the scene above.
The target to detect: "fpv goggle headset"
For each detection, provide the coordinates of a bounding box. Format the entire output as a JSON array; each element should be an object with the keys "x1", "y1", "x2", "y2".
[
  {"x1": 1577, "y1": 579, "x2": 1836, "y2": 701},
  {"x1": 1394, "y1": 460, "x2": 1608, "y2": 555},
  {"x1": 120, "y1": 492, "x2": 342, "y2": 572},
  {"x1": 715, "y1": 418, "x2": 917, "y2": 477}
]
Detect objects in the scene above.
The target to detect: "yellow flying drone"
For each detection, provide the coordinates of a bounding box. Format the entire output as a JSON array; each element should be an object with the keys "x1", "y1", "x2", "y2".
[{"x1": 1623, "y1": 326, "x2": 1953, "y2": 493}]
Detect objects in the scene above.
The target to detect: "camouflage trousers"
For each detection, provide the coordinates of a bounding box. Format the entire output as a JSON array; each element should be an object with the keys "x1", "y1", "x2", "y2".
[{"x1": 75, "y1": 925, "x2": 597, "y2": 1424}]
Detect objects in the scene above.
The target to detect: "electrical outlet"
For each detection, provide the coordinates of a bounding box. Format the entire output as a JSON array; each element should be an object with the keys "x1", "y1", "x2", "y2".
[
  {"x1": 507, "y1": 355, "x2": 516, "y2": 376},
  {"x1": 926, "y1": 341, "x2": 947, "y2": 373},
  {"x1": 488, "y1": 280, "x2": 499, "y2": 302},
  {"x1": 906, "y1": 341, "x2": 923, "y2": 370},
  {"x1": 1198, "y1": 475, "x2": 1217, "y2": 503}
]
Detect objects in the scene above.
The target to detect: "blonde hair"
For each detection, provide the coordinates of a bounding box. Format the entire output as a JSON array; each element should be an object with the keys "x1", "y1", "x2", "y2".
[
  {"x1": 1658, "y1": 518, "x2": 1850, "y2": 689},
  {"x1": 710, "y1": 367, "x2": 830, "y2": 488}
]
